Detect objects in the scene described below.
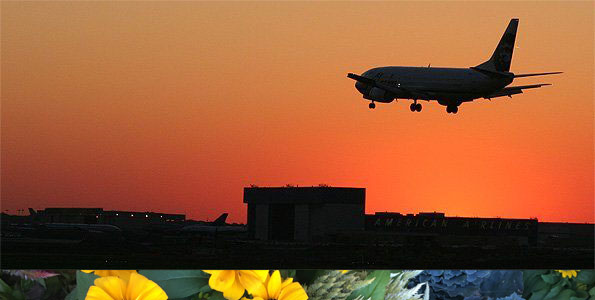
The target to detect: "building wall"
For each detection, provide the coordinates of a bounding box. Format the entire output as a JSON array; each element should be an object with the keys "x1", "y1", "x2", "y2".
[
  {"x1": 254, "y1": 204, "x2": 269, "y2": 240},
  {"x1": 308, "y1": 203, "x2": 365, "y2": 240},
  {"x1": 294, "y1": 204, "x2": 309, "y2": 241},
  {"x1": 244, "y1": 187, "x2": 366, "y2": 241}
]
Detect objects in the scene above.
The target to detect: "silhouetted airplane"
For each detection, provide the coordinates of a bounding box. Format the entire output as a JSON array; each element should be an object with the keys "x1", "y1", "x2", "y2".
[
  {"x1": 348, "y1": 19, "x2": 562, "y2": 114},
  {"x1": 180, "y1": 213, "x2": 245, "y2": 233}
]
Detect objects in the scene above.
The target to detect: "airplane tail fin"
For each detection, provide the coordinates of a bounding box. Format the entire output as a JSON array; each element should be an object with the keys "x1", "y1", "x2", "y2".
[
  {"x1": 475, "y1": 19, "x2": 519, "y2": 73},
  {"x1": 212, "y1": 213, "x2": 228, "y2": 226}
]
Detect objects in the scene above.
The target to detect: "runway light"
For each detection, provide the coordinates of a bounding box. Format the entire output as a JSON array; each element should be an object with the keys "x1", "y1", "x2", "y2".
[{"x1": 145, "y1": 214, "x2": 148, "y2": 218}]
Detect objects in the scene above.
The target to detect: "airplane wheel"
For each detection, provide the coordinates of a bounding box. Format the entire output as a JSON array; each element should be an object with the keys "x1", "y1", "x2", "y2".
[
  {"x1": 446, "y1": 106, "x2": 452, "y2": 113},
  {"x1": 452, "y1": 106, "x2": 458, "y2": 114},
  {"x1": 410, "y1": 103, "x2": 416, "y2": 112},
  {"x1": 369, "y1": 102, "x2": 376, "y2": 109},
  {"x1": 415, "y1": 103, "x2": 422, "y2": 112}
]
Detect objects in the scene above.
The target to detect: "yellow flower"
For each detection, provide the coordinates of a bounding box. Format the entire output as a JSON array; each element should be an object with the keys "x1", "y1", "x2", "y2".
[
  {"x1": 555, "y1": 270, "x2": 579, "y2": 278},
  {"x1": 85, "y1": 272, "x2": 167, "y2": 300},
  {"x1": 82, "y1": 270, "x2": 137, "y2": 282},
  {"x1": 203, "y1": 270, "x2": 269, "y2": 300},
  {"x1": 243, "y1": 270, "x2": 307, "y2": 300}
]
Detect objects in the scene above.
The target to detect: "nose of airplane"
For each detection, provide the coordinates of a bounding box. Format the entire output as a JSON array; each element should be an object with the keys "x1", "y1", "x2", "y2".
[{"x1": 355, "y1": 81, "x2": 367, "y2": 94}]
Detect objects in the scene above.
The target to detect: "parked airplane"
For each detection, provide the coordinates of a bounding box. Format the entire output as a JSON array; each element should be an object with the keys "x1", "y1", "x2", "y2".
[
  {"x1": 180, "y1": 213, "x2": 245, "y2": 233},
  {"x1": 348, "y1": 19, "x2": 562, "y2": 114}
]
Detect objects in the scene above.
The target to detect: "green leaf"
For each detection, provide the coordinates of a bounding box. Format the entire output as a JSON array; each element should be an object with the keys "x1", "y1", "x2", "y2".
[
  {"x1": 207, "y1": 291, "x2": 227, "y2": 300},
  {"x1": 555, "y1": 289, "x2": 577, "y2": 300},
  {"x1": 279, "y1": 270, "x2": 296, "y2": 280},
  {"x1": 19, "y1": 278, "x2": 34, "y2": 292},
  {"x1": 35, "y1": 278, "x2": 46, "y2": 289},
  {"x1": 76, "y1": 271, "x2": 99, "y2": 300},
  {"x1": 0, "y1": 279, "x2": 12, "y2": 294},
  {"x1": 576, "y1": 270, "x2": 595, "y2": 285},
  {"x1": 139, "y1": 270, "x2": 209, "y2": 281},
  {"x1": 139, "y1": 270, "x2": 210, "y2": 299},
  {"x1": 42, "y1": 276, "x2": 62, "y2": 299},
  {"x1": 347, "y1": 270, "x2": 390, "y2": 300},
  {"x1": 198, "y1": 284, "x2": 212, "y2": 293},
  {"x1": 570, "y1": 293, "x2": 588, "y2": 300},
  {"x1": 9, "y1": 287, "x2": 26, "y2": 300},
  {"x1": 524, "y1": 272, "x2": 549, "y2": 296},
  {"x1": 589, "y1": 286, "x2": 595, "y2": 296},
  {"x1": 65, "y1": 288, "x2": 78, "y2": 300},
  {"x1": 543, "y1": 283, "x2": 563, "y2": 300},
  {"x1": 528, "y1": 288, "x2": 549, "y2": 300},
  {"x1": 541, "y1": 273, "x2": 560, "y2": 285}
]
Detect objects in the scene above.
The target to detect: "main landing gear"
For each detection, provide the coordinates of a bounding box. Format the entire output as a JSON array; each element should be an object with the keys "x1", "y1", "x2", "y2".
[
  {"x1": 446, "y1": 105, "x2": 459, "y2": 114},
  {"x1": 410, "y1": 101, "x2": 422, "y2": 112},
  {"x1": 369, "y1": 102, "x2": 376, "y2": 109}
]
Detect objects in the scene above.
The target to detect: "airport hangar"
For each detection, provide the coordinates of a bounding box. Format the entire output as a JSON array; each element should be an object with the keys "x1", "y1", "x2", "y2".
[{"x1": 243, "y1": 186, "x2": 592, "y2": 246}]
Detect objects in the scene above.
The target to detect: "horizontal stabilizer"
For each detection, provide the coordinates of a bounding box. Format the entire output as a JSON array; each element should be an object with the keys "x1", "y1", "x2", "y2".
[
  {"x1": 484, "y1": 83, "x2": 551, "y2": 99},
  {"x1": 514, "y1": 72, "x2": 563, "y2": 78}
]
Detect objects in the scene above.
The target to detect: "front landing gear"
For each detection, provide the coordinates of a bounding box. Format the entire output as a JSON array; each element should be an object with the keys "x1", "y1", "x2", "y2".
[
  {"x1": 446, "y1": 105, "x2": 458, "y2": 114},
  {"x1": 410, "y1": 102, "x2": 422, "y2": 112},
  {"x1": 369, "y1": 102, "x2": 376, "y2": 109}
]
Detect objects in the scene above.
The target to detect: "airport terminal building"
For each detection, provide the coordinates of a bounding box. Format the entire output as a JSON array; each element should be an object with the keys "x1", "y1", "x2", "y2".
[
  {"x1": 244, "y1": 187, "x2": 365, "y2": 241},
  {"x1": 243, "y1": 186, "x2": 593, "y2": 247}
]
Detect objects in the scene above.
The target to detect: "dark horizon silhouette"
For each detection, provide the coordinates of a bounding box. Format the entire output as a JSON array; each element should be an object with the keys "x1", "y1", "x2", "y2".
[{"x1": 3, "y1": 186, "x2": 593, "y2": 269}]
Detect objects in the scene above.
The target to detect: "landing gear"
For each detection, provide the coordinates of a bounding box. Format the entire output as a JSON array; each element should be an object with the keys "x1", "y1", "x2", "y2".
[
  {"x1": 369, "y1": 102, "x2": 376, "y2": 109},
  {"x1": 410, "y1": 102, "x2": 422, "y2": 112},
  {"x1": 446, "y1": 105, "x2": 458, "y2": 114}
]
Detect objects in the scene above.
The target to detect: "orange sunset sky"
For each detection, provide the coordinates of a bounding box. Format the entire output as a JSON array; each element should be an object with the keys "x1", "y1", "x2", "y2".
[{"x1": 2, "y1": 2, "x2": 593, "y2": 223}]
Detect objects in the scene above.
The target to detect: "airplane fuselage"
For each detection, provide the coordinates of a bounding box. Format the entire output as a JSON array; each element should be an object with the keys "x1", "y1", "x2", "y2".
[
  {"x1": 355, "y1": 66, "x2": 513, "y2": 105},
  {"x1": 350, "y1": 19, "x2": 560, "y2": 113}
]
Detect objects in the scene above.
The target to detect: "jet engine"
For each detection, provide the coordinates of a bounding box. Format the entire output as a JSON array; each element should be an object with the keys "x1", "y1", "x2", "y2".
[{"x1": 365, "y1": 87, "x2": 394, "y2": 103}]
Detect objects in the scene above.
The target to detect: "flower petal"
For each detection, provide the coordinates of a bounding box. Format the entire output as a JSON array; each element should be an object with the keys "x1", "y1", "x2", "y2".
[
  {"x1": 136, "y1": 284, "x2": 168, "y2": 300},
  {"x1": 126, "y1": 273, "x2": 167, "y2": 300},
  {"x1": 251, "y1": 270, "x2": 269, "y2": 283},
  {"x1": 93, "y1": 276, "x2": 126, "y2": 300},
  {"x1": 209, "y1": 271, "x2": 236, "y2": 292},
  {"x1": 281, "y1": 278, "x2": 293, "y2": 289},
  {"x1": 85, "y1": 285, "x2": 116, "y2": 300},
  {"x1": 279, "y1": 282, "x2": 308, "y2": 300},
  {"x1": 250, "y1": 282, "x2": 269, "y2": 299},
  {"x1": 267, "y1": 271, "x2": 282, "y2": 299},
  {"x1": 239, "y1": 271, "x2": 269, "y2": 295},
  {"x1": 223, "y1": 276, "x2": 246, "y2": 300}
]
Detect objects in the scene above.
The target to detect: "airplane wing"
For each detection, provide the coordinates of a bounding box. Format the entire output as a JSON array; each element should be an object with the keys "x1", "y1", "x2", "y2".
[
  {"x1": 483, "y1": 84, "x2": 551, "y2": 99},
  {"x1": 347, "y1": 73, "x2": 431, "y2": 99}
]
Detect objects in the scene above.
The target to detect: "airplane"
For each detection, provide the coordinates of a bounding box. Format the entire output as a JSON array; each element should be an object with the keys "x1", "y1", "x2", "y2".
[
  {"x1": 347, "y1": 19, "x2": 562, "y2": 114},
  {"x1": 179, "y1": 213, "x2": 246, "y2": 233}
]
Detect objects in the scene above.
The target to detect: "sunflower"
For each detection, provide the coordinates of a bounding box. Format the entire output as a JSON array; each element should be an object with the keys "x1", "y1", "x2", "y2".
[
  {"x1": 203, "y1": 270, "x2": 269, "y2": 300},
  {"x1": 555, "y1": 270, "x2": 579, "y2": 278},
  {"x1": 85, "y1": 272, "x2": 167, "y2": 300},
  {"x1": 82, "y1": 270, "x2": 137, "y2": 282},
  {"x1": 242, "y1": 270, "x2": 307, "y2": 300}
]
